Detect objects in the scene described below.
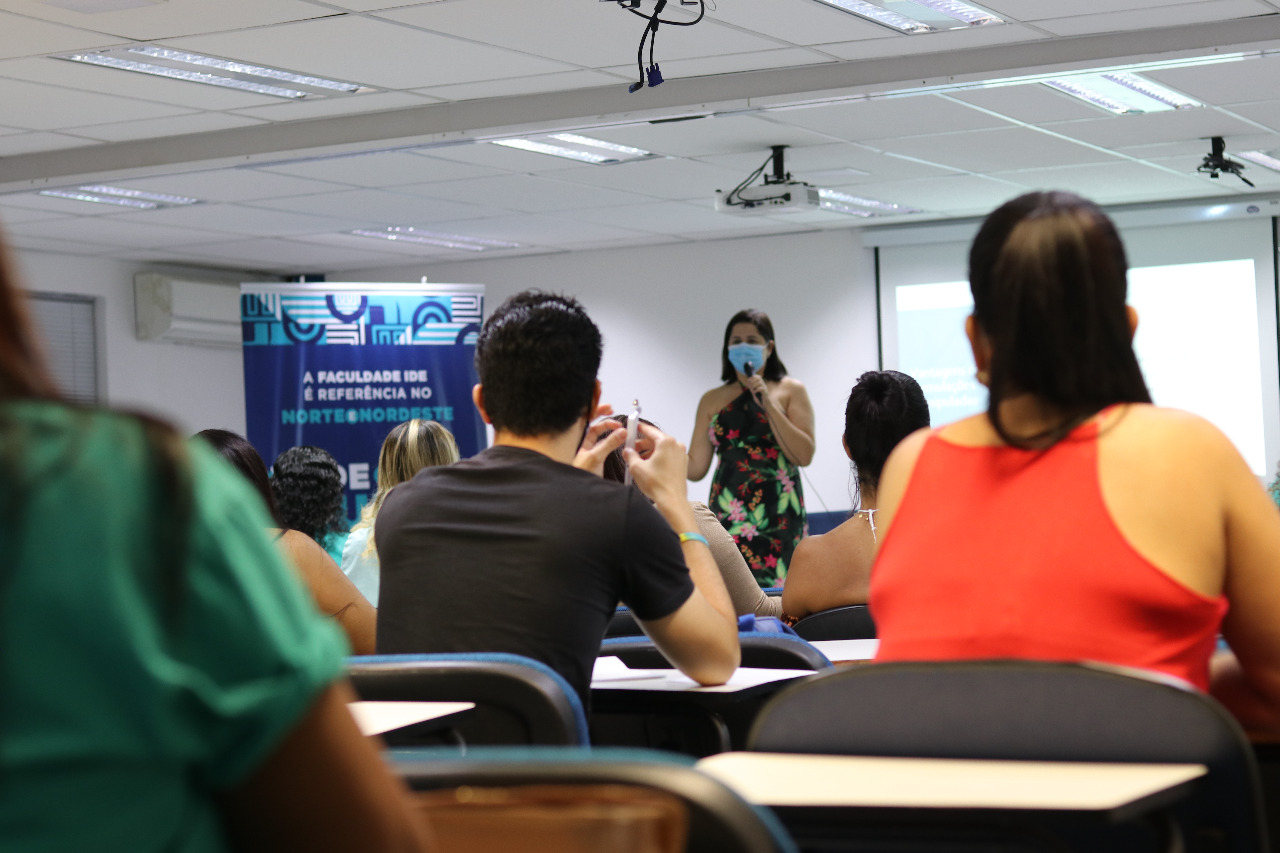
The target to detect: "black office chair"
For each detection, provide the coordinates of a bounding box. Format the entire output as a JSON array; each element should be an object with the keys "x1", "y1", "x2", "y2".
[
  {"x1": 348, "y1": 652, "x2": 590, "y2": 747},
  {"x1": 601, "y1": 633, "x2": 832, "y2": 671},
  {"x1": 790, "y1": 605, "x2": 876, "y2": 641},
  {"x1": 394, "y1": 746, "x2": 798, "y2": 853},
  {"x1": 748, "y1": 659, "x2": 1267, "y2": 853}
]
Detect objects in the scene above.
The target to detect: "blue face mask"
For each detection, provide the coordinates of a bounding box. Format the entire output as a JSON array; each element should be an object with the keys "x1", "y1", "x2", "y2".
[{"x1": 728, "y1": 343, "x2": 766, "y2": 377}]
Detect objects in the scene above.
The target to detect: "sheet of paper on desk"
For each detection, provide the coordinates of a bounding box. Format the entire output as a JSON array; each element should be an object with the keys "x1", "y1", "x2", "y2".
[
  {"x1": 592, "y1": 656, "x2": 672, "y2": 682},
  {"x1": 347, "y1": 701, "x2": 474, "y2": 737}
]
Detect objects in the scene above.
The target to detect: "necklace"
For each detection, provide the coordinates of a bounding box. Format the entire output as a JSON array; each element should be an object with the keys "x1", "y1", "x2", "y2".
[{"x1": 853, "y1": 508, "x2": 878, "y2": 542}]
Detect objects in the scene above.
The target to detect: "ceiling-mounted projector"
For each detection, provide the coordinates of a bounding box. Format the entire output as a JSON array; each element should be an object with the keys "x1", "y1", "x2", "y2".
[{"x1": 715, "y1": 145, "x2": 821, "y2": 215}]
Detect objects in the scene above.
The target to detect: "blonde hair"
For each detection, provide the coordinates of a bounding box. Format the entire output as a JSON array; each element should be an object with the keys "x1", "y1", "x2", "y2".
[{"x1": 353, "y1": 419, "x2": 460, "y2": 556}]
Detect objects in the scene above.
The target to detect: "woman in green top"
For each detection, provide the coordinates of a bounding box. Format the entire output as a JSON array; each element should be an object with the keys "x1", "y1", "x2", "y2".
[{"x1": 0, "y1": 229, "x2": 428, "y2": 851}]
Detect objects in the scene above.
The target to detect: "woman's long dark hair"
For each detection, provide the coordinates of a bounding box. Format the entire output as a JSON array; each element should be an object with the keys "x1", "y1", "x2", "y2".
[
  {"x1": 196, "y1": 429, "x2": 284, "y2": 527},
  {"x1": 969, "y1": 191, "x2": 1151, "y2": 447},
  {"x1": 720, "y1": 309, "x2": 788, "y2": 383}
]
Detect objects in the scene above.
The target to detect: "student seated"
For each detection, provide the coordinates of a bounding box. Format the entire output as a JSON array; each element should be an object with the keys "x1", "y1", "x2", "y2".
[
  {"x1": 870, "y1": 191, "x2": 1280, "y2": 737},
  {"x1": 197, "y1": 428, "x2": 377, "y2": 655},
  {"x1": 0, "y1": 230, "x2": 427, "y2": 850},
  {"x1": 782, "y1": 370, "x2": 929, "y2": 622},
  {"x1": 375, "y1": 291, "x2": 740, "y2": 708}
]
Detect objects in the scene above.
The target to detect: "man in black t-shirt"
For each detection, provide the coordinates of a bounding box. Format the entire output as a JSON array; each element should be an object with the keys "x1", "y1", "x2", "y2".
[{"x1": 375, "y1": 291, "x2": 739, "y2": 708}]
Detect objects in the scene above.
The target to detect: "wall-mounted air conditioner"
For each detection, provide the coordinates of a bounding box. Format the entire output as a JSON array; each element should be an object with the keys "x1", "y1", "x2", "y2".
[{"x1": 134, "y1": 273, "x2": 241, "y2": 349}]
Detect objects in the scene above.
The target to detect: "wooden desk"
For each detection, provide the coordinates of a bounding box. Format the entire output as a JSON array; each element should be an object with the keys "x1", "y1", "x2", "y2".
[{"x1": 348, "y1": 700, "x2": 475, "y2": 737}]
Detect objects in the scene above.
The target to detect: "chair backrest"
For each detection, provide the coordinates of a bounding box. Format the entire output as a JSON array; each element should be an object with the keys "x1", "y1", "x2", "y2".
[
  {"x1": 348, "y1": 653, "x2": 590, "y2": 747},
  {"x1": 393, "y1": 746, "x2": 798, "y2": 853},
  {"x1": 790, "y1": 604, "x2": 876, "y2": 641},
  {"x1": 605, "y1": 606, "x2": 644, "y2": 638},
  {"x1": 601, "y1": 634, "x2": 831, "y2": 672},
  {"x1": 748, "y1": 660, "x2": 1267, "y2": 853}
]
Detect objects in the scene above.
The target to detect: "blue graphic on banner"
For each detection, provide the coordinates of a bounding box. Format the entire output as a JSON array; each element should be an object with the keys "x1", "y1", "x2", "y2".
[{"x1": 241, "y1": 282, "x2": 486, "y2": 526}]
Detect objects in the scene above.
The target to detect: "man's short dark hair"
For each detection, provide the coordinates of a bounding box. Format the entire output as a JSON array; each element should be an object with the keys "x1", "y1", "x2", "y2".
[{"x1": 475, "y1": 290, "x2": 602, "y2": 436}]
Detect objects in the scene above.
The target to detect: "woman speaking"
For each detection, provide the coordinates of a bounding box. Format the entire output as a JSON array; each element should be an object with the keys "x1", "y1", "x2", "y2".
[{"x1": 689, "y1": 309, "x2": 815, "y2": 588}]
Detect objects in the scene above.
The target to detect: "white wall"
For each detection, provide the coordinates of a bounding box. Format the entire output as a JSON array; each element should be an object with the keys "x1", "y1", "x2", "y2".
[
  {"x1": 13, "y1": 248, "x2": 248, "y2": 436},
  {"x1": 342, "y1": 228, "x2": 882, "y2": 515}
]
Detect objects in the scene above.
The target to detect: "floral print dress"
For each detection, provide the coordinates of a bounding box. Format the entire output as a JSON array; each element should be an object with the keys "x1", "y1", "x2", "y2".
[{"x1": 708, "y1": 388, "x2": 807, "y2": 588}]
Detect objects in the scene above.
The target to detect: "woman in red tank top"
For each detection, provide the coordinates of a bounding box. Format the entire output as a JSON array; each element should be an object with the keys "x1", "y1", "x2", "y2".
[{"x1": 871, "y1": 191, "x2": 1280, "y2": 737}]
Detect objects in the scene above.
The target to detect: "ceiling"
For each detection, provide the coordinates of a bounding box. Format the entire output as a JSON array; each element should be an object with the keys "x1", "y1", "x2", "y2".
[{"x1": 4, "y1": 0, "x2": 1280, "y2": 274}]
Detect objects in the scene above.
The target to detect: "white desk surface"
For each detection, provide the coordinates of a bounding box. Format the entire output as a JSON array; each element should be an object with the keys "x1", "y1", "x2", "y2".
[
  {"x1": 347, "y1": 701, "x2": 475, "y2": 737},
  {"x1": 696, "y1": 752, "x2": 1207, "y2": 812},
  {"x1": 592, "y1": 657, "x2": 814, "y2": 693},
  {"x1": 808, "y1": 639, "x2": 879, "y2": 662}
]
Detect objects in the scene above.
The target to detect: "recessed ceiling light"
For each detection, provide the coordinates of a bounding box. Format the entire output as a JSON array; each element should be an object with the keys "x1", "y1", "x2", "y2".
[
  {"x1": 490, "y1": 133, "x2": 656, "y2": 164},
  {"x1": 38, "y1": 185, "x2": 201, "y2": 209},
  {"x1": 351, "y1": 227, "x2": 521, "y2": 252},
  {"x1": 57, "y1": 48, "x2": 367, "y2": 99},
  {"x1": 817, "y1": 189, "x2": 921, "y2": 216},
  {"x1": 810, "y1": 0, "x2": 1003, "y2": 33},
  {"x1": 1043, "y1": 72, "x2": 1201, "y2": 115},
  {"x1": 1235, "y1": 151, "x2": 1280, "y2": 173}
]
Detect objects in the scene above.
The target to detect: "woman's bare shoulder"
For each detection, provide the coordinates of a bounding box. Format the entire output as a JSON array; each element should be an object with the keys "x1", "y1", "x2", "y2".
[{"x1": 1110, "y1": 404, "x2": 1237, "y2": 455}]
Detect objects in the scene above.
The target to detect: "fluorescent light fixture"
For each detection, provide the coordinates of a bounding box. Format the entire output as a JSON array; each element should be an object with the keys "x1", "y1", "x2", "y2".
[
  {"x1": 351, "y1": 227, "x2": 520, "y2": 252},
  {"x1": 818, "y1": 189, "x2": 921, "y2": 216},
  {"x1": 78, "y1": 185, "x2": 200, "y2": 205},
  {"x1": 39, "y1": 189, "x2": 158, "y2": 209},
  {"x1": 128, "y1": 47, "x2": 361, "y2": 93},
  {"x1": 38, "y1": 185, "x2": 202, "y2": 209},
  {"x1": 1043, "y1": 72, "x2": 1201, "y2": 115},
  {"x1": 811, "y1": 0, "x2": 1003, "y2": 33},
  {"x1": 491, "y1": 133, "x2": 656, "y2": 164},
  {"x1": 1236, "y1": 151, "x2": 1280, "y2": 173},
  {"x1": 57, "y1": 48, "x2": 366, "y2": 99}
]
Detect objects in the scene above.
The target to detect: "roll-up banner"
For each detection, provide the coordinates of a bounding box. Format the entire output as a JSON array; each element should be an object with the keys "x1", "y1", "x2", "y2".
[{"x1": 240, "y1": 282, "x2": 486, "y2": 523}]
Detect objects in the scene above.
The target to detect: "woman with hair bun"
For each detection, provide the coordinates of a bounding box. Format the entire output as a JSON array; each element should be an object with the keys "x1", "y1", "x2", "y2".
[
  {"x1": 688, "y1": 309, "x2": 815, "y2": 588},
  {"x1": 870, "y1": 191, "x2": 1280, "y2": 736},
  {"x1": 781, "y1": 370, "x2": 929, "y2": 622},
  {"x1": 271, "y1": 445, "x2": 349, "y2": 562}
]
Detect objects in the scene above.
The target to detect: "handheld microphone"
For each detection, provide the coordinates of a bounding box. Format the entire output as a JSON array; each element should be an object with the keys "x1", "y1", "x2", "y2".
[{"x1": 743, "y1": 362, "x2": 755, "y2": 378}]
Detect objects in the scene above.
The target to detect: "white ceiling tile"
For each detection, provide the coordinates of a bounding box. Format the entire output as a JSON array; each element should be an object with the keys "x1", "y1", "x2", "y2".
[
  {"x1": 697, "y1": 141, "x2": 959, "y2": 182},
  {"x1": 706, "y1": 0, "x2": 895, "y2": 46},
  {"x1": 4, "y1": 215, "x2": 232, "y2": 248},
  {"x1": 111, "y1": 203, "x2": 368, "y2": 236},
  {"x1": 423, "y1": 141, "x2": 603, "y2": 174},
  {"x1": 414, "y1": 213, "x2": 652, "y2": 246},
  {"x1": 558, "y1": 198, "x2": 804, "y2": 236},
  {"x1": 1041, "y1": 108, "x2": 1261, "y2": 148},
  {"x1": 228, "y1": 91, "x2": 441, "y2": 122},
  {"x1": 6, "y1": 232, "x2": 114, "y2": 256},
  {"x1": 290, "y1": 231, "x2": 459, "y2": 259},
  {"x1": 259, "y1": 150, "x2": 500, "y2": 188},
  {"x1": 944, "y1": 84, "x2": 1103, "y2": 124},
  {"x1": 882, "y1": 126, "x2": 1121, "y2": 172},
  {"x1": 0, "y1": 56, "x2": 282, "y2": 110},
  {"x1": 398, "y1": 174, "x2": 652, "y2": 213},
  {"x1": 1147, "y1": 56, "x2": 1280, "y2": 107},
  {"x1": 0, "y1": 11, "x2": 123, "y2": 59},
  {"x1": 164, "y1": 15, "x2": 573, "y2": 90},
  {"x1": 764, "y1": 96, "x2": 1012, "y2": 141},
  {"x1": 413, "y1": 69, "x2": 627, "y2": 102},
  {"x1": 602, "y1": 47, "x2": 835, "y2": 82},
  {"x1": 0, "y1": 0, "x2": 337, "y2": 41},
  {"x1": 308, "y1": 0, "x2": 439, "y2": 10},
  {"x1": 1222, "y1": 100, "x2": 1280, "y2": 133},
  {"x1": 987, "y1": 161, "x2": 1215, "y2": 203},
  {"x1": 0, "y1": 190, "x2": 148, "y2": 216},
  {"x1": 68, "y1": 111, "x2": 267, "y2": 143},
  {"x1": 103, "y1": 168, "x2": 351, "y2": 203},
  {"x1": 850, "y1": 174, "x2": 1030, "y2": 214},
  {"x1": 374, "y1": 1, "x2": 791, "y2": 69},
  {"x1": 1033, "y1": 0, "x2": 1274, "y2": 37},
  {"x1": 818, "y1": 23, "x2": 1045, "y2": 62},
  {"x1": 585, "y1": 114, "x2": 840, "y2": 159},
  {"x1": 547, "y1": 157, "x2": 747, "y2": 200},
  {"x1": 249, "y1": 188, "x2": 505, "y2": 224},
  {"x1": 0, "y1": 131, "x2": 98, "y2": 156},
  {"x1": 980, "y1": 0, "x2": 1172, "y2": 18},
  {"x1": 0, "y1": 77, "x2": 195, "y2": 131},
  {"x1": 0, "y1": 205, "x2": 73, "y2": 226}
]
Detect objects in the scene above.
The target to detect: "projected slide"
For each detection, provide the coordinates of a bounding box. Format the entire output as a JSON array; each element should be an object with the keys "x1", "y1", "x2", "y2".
[{"x1": 895, "y1": 259, "x2": 1268, "y2": 474}]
